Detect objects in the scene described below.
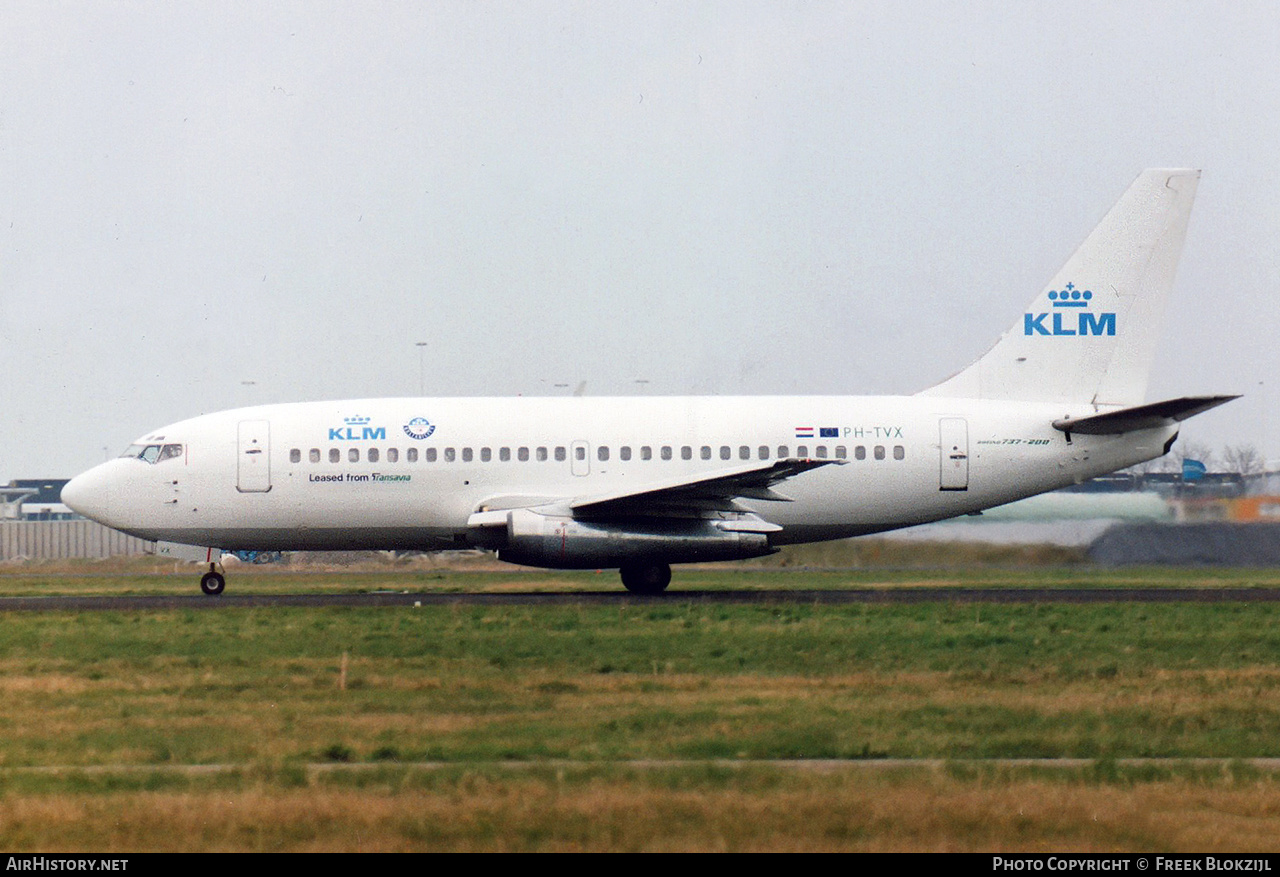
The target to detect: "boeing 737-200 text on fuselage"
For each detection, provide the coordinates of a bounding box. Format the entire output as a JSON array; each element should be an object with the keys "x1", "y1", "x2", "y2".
[{"x1": 62, "y1": 169, "x2": 1235, "y2": 594}]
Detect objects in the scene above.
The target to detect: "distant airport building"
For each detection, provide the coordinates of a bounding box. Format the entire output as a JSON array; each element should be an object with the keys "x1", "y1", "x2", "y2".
[
  {"x1": 2, "y1": 479, "x2": 75, "y2": 520},
  {"x1": 2, "y1": 478, "x2": 148, "y2": 560}
]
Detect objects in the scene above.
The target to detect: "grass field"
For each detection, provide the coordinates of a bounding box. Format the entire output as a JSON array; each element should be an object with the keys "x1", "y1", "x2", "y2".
[{"x1": 2, "y1": 554, "x2": 1280, "y2": 851}]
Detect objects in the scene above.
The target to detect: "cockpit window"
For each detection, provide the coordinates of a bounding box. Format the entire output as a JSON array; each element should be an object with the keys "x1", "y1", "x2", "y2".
[
  {"x1": 120, "y1": 443, "x2": 183, "y2": 464},
  {"x1": 157, "y1": 444, "x2": 184, "y2": 462}
]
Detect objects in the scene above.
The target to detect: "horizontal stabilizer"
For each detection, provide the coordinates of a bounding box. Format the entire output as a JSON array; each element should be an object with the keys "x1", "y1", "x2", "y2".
[{"x1": 1052, "y1": 395, "x2": 1238, "y2": 436}]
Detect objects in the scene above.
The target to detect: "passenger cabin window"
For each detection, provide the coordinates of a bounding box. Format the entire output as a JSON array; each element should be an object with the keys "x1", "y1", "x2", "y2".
[
  {"x1": 797, "y1": 445, "x2": 808, "y2": 458},
  {"x1": 330, "y1": 448, "x2": 341, "y2": 463},
  {"x1": 739, "y1": 446, "x2": 750, "y2": 460},
  {"x1": 598, "y1": 446, "x2": 609, "y2": 461},
  {"x1": 682, "y1": 446, "x2": 692, "y2": 460},
  {"x1": 620, "y1": 446, "x2": 632, "y2": 461},
  {"x1": 855, "y1": 446, "x2": 866, "y2": 460},
  {"x1": 426, "y1": 448, "x2": 437, "y2": 462},
  {"x1": 758, "y1": 446, "x2": 770, "y2": 460},
  {"x1": 444, "y1": 448, "x2": 456, "y2": 462},
  {"x1": 462, "y1": 448, "x2": 473, "y2": 462},
  {"x1": 310, "y1": 448, "x2": 321, "y2": 463},
  {"x1": 518, "y1": 447, "x2": 529, "y2": 462},
  {"x1": 574, "y1": 446, "x2": 586, "y2": 461},
  {"x1": 874, "y1": 445, "x2": 886, "y2": 460},
  {"x1": 388, "y1": 448, "x2": 399, "y2": 463},
  {"x1": 777, "y1": 446, "x2": 788, "y2": 458},
  {"x1": 348, "y1": 448, "x2": 359, "y2": 463},
  {"x1": 701, "y1": 446, "x2": 712, "y2": 460},
  {"x1": 407, "y1": 448, "x2": 418, "y2": 462},
  {"x1": 554, "y1": 447, "x2": 566, "y2": 462},
  {"x1": 816, "y1": 446, "x2": 828, "y2": 459},
  {"x1": 641, "y1": 446, "x2": 652, "y2": 461},
  {"x1": 894, "y1": 445, "x2": 905, "y2": 460},
  {"x1": 835, "y1": 446, "x2": 847, "y2": 459},
  {"x1": 538, "y1": 447, "x2": 548, "y2": 462},
  {"x1": 368, "y1": 448, "x2": 380, "y2": 463},
  {"x1": 499, "y1": 448, "x2": 510, "y2": 462},
  {"x1": 720, "y1": 446, "x2": 731, "y2": 460},
  {"x1": 661, "y1": 446, "x2": 672, "y2": 460},
  {"x1": 290, "y1": 448, "x2": 301, "y2": 463},
  {"x1": 480, "y1": 448, "x2": 491, "y2": 462}
]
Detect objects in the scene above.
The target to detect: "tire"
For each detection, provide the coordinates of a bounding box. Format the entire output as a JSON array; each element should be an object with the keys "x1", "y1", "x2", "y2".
[
  {"x1": 200, "y1": 571, "x2": 226, "y2": 596},
  {"x1": 620, "y1": 562, "x2": 671, "y2": 595}
]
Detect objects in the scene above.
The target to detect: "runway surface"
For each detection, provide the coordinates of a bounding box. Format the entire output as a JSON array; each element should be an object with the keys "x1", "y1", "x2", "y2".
[{"x1": 3, "y1": 587, "x2": 1280, "y2": 611}]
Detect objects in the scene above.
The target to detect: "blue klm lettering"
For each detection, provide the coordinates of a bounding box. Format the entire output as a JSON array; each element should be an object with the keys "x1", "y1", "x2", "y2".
[
  {"x1": 1024, "y1": 312, "x2": 1116, "y2": 336},
  {"x1": 328, "y1": 426, "x2": 387, "y2": 440}
]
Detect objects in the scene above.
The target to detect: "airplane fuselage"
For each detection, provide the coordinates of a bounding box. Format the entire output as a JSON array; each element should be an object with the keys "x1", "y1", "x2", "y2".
[{"x1": 65, "y1": 394, "x2": 1174, "y2": 555}]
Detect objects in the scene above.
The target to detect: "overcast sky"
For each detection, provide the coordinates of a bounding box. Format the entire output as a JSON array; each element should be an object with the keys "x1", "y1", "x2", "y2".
[{"x1": 3, "y1": 1, "x2": 1278, "y2": 481}]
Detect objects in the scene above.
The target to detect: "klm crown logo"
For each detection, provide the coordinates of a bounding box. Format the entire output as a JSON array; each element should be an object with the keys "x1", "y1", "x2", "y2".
[
  {"x1": 1024, "y1": 283, "x2": 1116, "y2": 337},
  {"x1": 329, "y1": 415, "x2": 386, "y2": 441}
]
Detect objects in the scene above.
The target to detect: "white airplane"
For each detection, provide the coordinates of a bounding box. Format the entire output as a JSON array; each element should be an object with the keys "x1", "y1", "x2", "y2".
[{"x1": 62, "y1": 169, "x2": 1235, "y2": 595}]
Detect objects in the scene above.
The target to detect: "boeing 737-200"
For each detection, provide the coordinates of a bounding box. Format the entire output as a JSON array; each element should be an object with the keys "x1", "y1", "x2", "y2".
[{"x1": 62, "y1": 169, "x2": 1235, "y2": 595}]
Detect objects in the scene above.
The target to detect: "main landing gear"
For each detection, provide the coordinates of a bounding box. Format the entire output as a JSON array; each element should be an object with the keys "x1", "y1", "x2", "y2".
[
  {"x1": 200, "y1": 561, "x2": 226, "y2": 596},
  {"x1": 619, "y1": 561, "x2": 672, "y2": 595}
]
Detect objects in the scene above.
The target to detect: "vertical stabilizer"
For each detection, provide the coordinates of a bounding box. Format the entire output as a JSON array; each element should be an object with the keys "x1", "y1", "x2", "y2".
[{"x1": 919, "y1": 169, "x2": 1200, "y2": 407}]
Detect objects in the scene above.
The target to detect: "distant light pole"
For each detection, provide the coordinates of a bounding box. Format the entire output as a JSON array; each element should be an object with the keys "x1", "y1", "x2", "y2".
[
  {"x1": 415, "y1": 342, "x2": 428, "y2": 396},
  {"x1": 1261, "y1": 380, "x2": 1270, "y2": 469}
]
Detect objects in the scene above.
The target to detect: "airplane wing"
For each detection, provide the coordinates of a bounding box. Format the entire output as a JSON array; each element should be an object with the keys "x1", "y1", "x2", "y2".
[
  {"x1": 469, "y1": 458, "x2": 842, "y2": 527},
  {"x1": 570, "y1": 458, "x2": 843, "y2": 517}
]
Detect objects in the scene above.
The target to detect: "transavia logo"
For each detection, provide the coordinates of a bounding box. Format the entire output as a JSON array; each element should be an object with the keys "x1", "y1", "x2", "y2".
[
  {"x1": 1024, "y1": 283, "x2": 1116, "y2": 337},
  {"x1": 403, "y1": 417, "x2": 436, "y2": 440},
  {"x1": 329, "y1": 415, "x2": 387, "y2": 441}
]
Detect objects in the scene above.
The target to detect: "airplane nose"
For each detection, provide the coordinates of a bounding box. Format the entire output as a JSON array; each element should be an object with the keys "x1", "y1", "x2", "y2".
[{"x1": 61, "y1": 465, "x2": 113, "y2": 524}]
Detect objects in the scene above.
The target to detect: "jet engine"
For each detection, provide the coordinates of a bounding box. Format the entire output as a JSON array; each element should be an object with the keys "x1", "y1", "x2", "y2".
[{"x1": 492, "y1": 507, "x2": 777, "y2": 569}]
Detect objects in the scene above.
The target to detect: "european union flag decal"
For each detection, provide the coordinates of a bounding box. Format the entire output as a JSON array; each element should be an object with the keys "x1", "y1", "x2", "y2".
[{"x1": 819, "y1": 427, "x2": 839, "y2": 438}]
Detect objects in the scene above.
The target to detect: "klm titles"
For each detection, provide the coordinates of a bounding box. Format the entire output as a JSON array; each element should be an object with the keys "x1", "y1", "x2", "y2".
[
  {"x1": 330, "y1": 416, "x2": 385, "y2": 441},
  {"x1": 1024, "y1": 284, "x2": 1116, "y2": 337}
]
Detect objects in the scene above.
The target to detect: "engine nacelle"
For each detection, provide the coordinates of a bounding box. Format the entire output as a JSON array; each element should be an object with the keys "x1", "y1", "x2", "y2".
[{"x1": 495, "y1": 507, "x2": 776, "y2": 569}]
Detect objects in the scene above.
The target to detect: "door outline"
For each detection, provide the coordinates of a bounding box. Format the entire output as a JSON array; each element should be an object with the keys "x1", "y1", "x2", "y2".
[
  {"x1": 939, "y1": 417, "x2": 969, "y2": 491},
  {"x1": 237, "y1": 420, "x2": 272, "y2": 493}
]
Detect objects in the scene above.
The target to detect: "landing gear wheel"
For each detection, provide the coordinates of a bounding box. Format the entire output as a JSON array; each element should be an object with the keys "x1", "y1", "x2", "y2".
[
  {"x1": 200, "y1": 571, "x2": 226, "y2": 596},
  {"x1": 620, "y1": 562, "x2": 672, "y2": 595}
]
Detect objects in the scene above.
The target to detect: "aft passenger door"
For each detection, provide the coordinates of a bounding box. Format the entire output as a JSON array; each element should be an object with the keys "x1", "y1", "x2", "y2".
[
  {"x1": 939, "y1": 417, "x2": 969, "y2": 491},
  {"x1": 237, "y1": 420, "x2": 272, "y2": 493}
]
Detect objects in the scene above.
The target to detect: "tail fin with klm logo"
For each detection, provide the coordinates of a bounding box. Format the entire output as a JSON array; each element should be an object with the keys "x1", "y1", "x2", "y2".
[{"x1": 919, "y1": 169, "x2": 1200, "y2": 408}]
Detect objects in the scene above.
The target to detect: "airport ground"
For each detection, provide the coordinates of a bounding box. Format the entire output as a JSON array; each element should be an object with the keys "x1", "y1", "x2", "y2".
[{"x1": 1, "y1": 545, "x2": 1279, "y2": 852}]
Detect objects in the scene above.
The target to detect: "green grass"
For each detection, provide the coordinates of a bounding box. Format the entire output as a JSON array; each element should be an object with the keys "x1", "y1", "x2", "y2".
[
  {"x1": 4, "y1": 564, "x2": 1280, "y2": 850},
  {"x1": 1, "y1": 600, "x2": 1279, "y2": 766}
]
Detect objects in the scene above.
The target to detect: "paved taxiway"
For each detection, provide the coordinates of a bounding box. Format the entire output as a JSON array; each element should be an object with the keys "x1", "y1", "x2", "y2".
[{"x1": 3, "y1": 587, "x2": 1280, "y2": 612}]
